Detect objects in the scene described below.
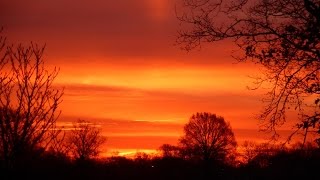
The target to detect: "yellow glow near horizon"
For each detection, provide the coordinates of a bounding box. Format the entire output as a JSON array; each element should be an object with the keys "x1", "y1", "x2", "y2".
[
  {"x1": 101, "y1": 148, "x2": 159, "y2": 158},
  {"x1": 55, "y1": 63, "x2": 256, "y2": 93}
]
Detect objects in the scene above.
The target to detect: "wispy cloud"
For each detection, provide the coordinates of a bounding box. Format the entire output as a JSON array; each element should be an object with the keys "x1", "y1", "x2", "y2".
[{"x1": 58, "y1": 83, "x2": 262, "y2": 128}]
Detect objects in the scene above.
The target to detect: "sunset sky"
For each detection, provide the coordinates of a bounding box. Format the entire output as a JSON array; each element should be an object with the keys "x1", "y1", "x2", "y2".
[{"x1": 0, "y1": 0, "x2": 291, "y2": 156}]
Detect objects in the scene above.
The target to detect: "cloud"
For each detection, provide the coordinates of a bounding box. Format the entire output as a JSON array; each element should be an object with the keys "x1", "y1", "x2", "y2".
[{"x1": 57, "y1": 83, "x2": 262, "y2": 130}]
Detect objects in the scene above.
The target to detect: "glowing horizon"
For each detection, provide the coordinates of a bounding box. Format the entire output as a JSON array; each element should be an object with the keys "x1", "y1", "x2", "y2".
[{"x1": 0, "y1": 0, "x2": 303, "y2": 156}]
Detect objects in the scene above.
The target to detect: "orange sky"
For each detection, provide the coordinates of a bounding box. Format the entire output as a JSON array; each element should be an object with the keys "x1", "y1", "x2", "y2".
[{"x1": 0, "y1": 0, "x2": 299, "y2": 156}]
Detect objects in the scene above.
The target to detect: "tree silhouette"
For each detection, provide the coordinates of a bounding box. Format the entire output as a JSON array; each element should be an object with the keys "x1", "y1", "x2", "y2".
[
  {"x1": 177, "y1": 0, "x2": 320, "y2": 142},
  {"x1": 179, "y1": 112, "x2": 237, "y2": 163},
  {"x1": 242, "y1": 141, "x2": 258, "y2": 164},
  {"x1": 0, "y1": 31, "x2": 63, "y2": 169},
  {"x1": 68, "y1": 119, "x2": 106, "y2": 161},
  {"x1": 241, "y1": 141, "x2": 281, "y2": 167},
  {"x1": 159, "y1": 144, "x2": 181, "y2": 158}
]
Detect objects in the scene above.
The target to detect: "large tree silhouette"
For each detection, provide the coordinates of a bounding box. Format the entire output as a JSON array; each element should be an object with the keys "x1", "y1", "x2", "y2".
[
  {"x1": 177, "y1": 0, "x2": 320, "y2": 143},
  {"x1": 179, "y1": 112, "x2": 237, "y2": 163},
  {"x1": 0, "y1": 31, "x2": 63, "y2": 168}
]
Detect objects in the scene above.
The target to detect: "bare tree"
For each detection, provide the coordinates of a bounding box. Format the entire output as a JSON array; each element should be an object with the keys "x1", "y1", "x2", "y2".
[
  {"x1": 179, "y1": 112, "x2": 237, "y2": 163},
  {"x1": 68, "y1": 119, "x2": 106, "y2": 161},
  {"x1": 177, "y1": 0, "x2": 320, "y2": 143},
  {"x1": 47, "y1": 130, "x2": 71, "y2": 158},
  {"x1": 0, "y1": 31, "x2": 63, "y2": 168}
]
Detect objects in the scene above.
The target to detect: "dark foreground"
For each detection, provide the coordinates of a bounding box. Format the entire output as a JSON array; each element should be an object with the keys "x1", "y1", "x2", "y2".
[{"x1": 1, "y1": 148, "x2": 320, "y2": 180}]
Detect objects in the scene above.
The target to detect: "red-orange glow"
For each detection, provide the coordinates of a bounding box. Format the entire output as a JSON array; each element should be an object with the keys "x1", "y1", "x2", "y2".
[
  {"x1": 1, "y1": 0, "x2": 298, "y2": 157},
  {"x1": 145, "y1": 0, "x2": 171, "y2": 21},
  {"x1": 53, "y1": 60, "x2": 272, "y2": 155}
]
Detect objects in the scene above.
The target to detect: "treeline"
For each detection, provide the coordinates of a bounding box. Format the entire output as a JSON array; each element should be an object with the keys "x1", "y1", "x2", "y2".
[
  {"x1": 1, "y1": 109, "x2": 320, "y2": 179},
  {"x1": 1, "y1": 141, "x2": 320, "y2": 180}
]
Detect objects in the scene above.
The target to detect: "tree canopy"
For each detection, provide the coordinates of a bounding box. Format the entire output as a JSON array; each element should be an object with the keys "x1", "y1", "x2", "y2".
[{"x1": 179, "y1": 112, "x2": 237, "y2": 162}]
